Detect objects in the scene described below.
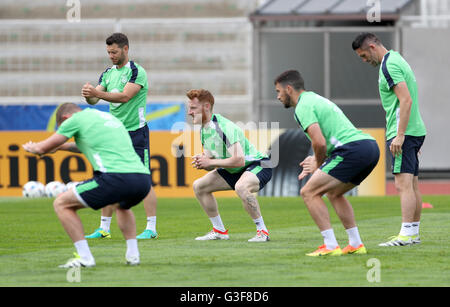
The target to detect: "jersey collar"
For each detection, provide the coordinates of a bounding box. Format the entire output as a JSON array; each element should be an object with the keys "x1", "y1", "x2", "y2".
[
  {"x1": 203, "y1": 114, "x2": 216, "y2": 130},
  {"x1": 112, "y1": 61, "x2": 131, "y2": 70}
]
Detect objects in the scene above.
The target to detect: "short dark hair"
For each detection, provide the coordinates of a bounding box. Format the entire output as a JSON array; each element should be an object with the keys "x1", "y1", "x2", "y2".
[
  {"x1": 56, "y1": 103, "x2": 81, "y2": 126},
  {"x1": 106, "y1": 33, "x2": 129, "y2": 48},
  {"x1": 352, "y1": 32, "x2": 381, "y2": 50},
  {"x1": 274, "y1": 70, "x2": 305, "y2": 91}
]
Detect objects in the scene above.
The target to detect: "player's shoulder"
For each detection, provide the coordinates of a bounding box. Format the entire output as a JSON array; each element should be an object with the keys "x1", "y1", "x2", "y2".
[
  {"x1": 385, "y1": 50, "x2": 406, "y2": 66},
  {"x1": 99, "y1": 66, "x2": 114, "y2": 80},
  {"x1": 298, "y1": 91, "x2": 321, "y2": 107},
  {"x1": 213, "y1": 113, "x2": 234, "y2": 126},
  {"x1": 101, "y1": 65, "x2": 114, "y2": 73},
  {"x1": 213, "y1": 114, "x2": 240, "y2": 131},
  {"x1": 129, "y1": 60, "x2": 146, "y2": 72}
]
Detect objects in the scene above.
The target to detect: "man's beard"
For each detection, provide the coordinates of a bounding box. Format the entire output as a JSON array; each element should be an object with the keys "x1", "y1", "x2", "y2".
[{"x1": 283, "y1": 96, "x2": 292, "y2": 109}]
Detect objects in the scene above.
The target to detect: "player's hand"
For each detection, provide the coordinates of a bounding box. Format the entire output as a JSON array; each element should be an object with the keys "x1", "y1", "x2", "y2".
[
  {"x1": 22, "y1": 141, "x2": 42, "y2": 156},
  {"x1": 298, "y1": 155, "x2": 316, "y2": 180},
  {"x1": 390, "y1": 135, "x2": 404, "y2": 157},
  {"x1": 81, "y1": 82, "x2": 97, "y2": 98},
  {"x1": 191, "y1": 153, "x2": 212, "y2": 170}
]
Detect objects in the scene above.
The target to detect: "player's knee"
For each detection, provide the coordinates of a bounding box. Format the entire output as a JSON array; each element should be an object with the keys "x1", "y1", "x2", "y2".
[
  {"x1": 235, "y1": 182, "x2": 249, "y2": 197},
  {"x1": 326, "y1": 190, "x2": 340, "y2": 201},
  {"x1": 193, "y1": 179, "x2": 206, "y2": 195},
  {"x1": 394, "y1": 180, "x2": 413, "y2": 193},
  {"x1": 300, "y1": 186, "x2": 318, "y2": 202},
  {"x1": 53, "y1": 195, "x2": 65, "y2": 214},
  {"x1": 300, "y1": 186, "x2": 310, "y2": 199}
]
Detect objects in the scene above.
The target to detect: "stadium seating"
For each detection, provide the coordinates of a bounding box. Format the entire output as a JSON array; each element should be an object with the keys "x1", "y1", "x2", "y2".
[{"x1": 0, "y1": 0, "x2": 257, "y2": 121}]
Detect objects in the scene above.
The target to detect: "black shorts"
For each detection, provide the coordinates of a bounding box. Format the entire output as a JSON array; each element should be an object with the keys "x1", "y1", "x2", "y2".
[
  {"x1": 74, "y1": 172, "x2": 151, "y2": 210},
  {"x1": 387, "y1": 135, "x2": 425, "y2": 176},
  {"x1": 320, "y1": 139, "x2": 380, "y2": 185},
  {"x1": 217, "y1": 158, "x2": 273, "y2": 191},
  {"x1": 129, "y1": 125, "x2": 151, "y2": 171}
]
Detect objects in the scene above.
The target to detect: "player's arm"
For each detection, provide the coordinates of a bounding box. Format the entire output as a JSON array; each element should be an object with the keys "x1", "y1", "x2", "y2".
[
  {"x1": 193, "y1": 142, "x2": 245, "y2": 170},
  {"x1": 56, "y1": 142, "x2": 81, "y2": 153},
  {"x1": 83, "y1": 82, "x2": 141, "y2": 104},
  {"x1": 82, "y1": 84, "x2": 105, "y2": 105},
  {"x1": 390, "y1": 81, "x2": 412, "y2": 156},
  {"x1": 22, "y1": 133, "x2": 69, "y2": 156},
  {"x1": 298, "y1": 123, "x2": 327, "y2": 179}
]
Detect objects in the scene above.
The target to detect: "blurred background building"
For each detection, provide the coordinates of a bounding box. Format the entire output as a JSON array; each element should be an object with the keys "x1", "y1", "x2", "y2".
[{"x1": 0, "y1": 0, "x2": 449, "y2": 195}]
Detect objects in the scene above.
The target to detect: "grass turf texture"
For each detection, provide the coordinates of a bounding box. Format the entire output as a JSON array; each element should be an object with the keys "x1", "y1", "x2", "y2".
[{"x1": 0, "y1": 195, "x2": 449, "y2": 287}]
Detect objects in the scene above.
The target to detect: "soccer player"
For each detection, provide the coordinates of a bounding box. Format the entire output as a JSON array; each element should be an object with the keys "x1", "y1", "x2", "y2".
[
  {"x1": 81, "y1": 32, "x2": 158, "y2": 240},
  {"x1": 274, "y1": 70, "x2": 380, "y2": 256},
  {"x1": 187, "y1": 89, "x2": 272, "y2": 242},
  {"x1": 22, "y1": 103, "x2": 151, "y2": 267},
  {"x1": 352, "y1": 33, "x2": 426, "y2": 246}
]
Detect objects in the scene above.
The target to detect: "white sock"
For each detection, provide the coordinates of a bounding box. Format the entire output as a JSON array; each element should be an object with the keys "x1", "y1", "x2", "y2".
[
  {"x1": 345, "y1": 226, "x2": 363, "y2": 247},
  {"x1": 100, "y1": 216, "x2": 112, "y2": 232},
  {"x1": 321, "y1": 228, "x2": 339, "y2": 250},
  {"x1": 74, "y1": 240, "x2": 94, "y2": 261},
  {"x1": 412, "y1": 221, "x2": 420, "y2": 236},
  {"x1": 399, "y1": 222, "x2": 414, "y2": 236},
  {"x1": 146, "y1": 216, "x2": 157, "y2": 231},
  {"x1": 126, "y1": 239, "x2": 139, "y2": 259},
  {"x1": 209, "y1": 215, "x2": 226, "y2": 232},
  {"x1": 253, "y1": 216, "x2": 268, "y2": 232}
]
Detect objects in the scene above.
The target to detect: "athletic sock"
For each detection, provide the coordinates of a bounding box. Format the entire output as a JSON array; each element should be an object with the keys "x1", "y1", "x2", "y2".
[
  {"x1": 126, "y1": 239, "x2": 139, "y2": 259},
  {"x1": 146, "y1": 216, "x2": 157, "y2": 232},
  {"x1": 412, "y1": 221, "x2": 420, "y2": 236},
  {"x1": 345, "y1": 226, "x2": 363, "y2": 247},
  {"x1": 100, "y1": 216, "x2": 112, "y2": 232},
  {"x1": 253, "y1": 216, "x2": 268, "y2": 232},
  {"x1": 210, "y1": 215, "x2": 226, "y2": 232},
  {"x1": 320, "y1": 228, "x2": 339, "y2": 250},
  {"x1": 74, "y1": 240, "x2": 94, "y2": 262},
  {"x1": 399, "y1": 222, "x2": 414, "y2": 236}
]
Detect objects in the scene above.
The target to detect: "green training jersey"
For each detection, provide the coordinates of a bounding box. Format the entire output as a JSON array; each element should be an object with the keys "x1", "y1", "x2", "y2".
[
  {"x1": 57, "y1": 108, "x2": 150, "y2": 174},
  {"x1": 294, "y1": 91, "x2": 374, "y2": 156},
  {"x1": 201, "y1": 114, "x2": 267, "y2": 174},
  {"x1": 98, "y1": 61, "x2": 148, "y2": 131},
  {"x1": 379, "y1": 50, "x2": 426, "y2": 140}
]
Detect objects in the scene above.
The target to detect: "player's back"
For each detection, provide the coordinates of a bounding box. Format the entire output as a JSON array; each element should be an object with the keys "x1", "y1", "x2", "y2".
[
  {"x1": 294, "y1": 91, "x2": 374, "y2": 155},
  {"x1": 57, "y1": 108, "x2": 149, "y2": 174}
]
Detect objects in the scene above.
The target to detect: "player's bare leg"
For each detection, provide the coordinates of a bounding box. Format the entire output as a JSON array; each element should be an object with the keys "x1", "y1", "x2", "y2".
[
  {"x1": 143, "y1": 187, "x2": 157, "y2": 217},
  {"x1": 235, "y1": 171, "x2": 270, "y2": 242},
  {"x1": 300, "y1": 170, "x2": 344, "y2": 231},
  {"x1": 234, "y1": 171, "x2": 262, "y2": 219},
  {"x1": 326, "y1": 182, "x2": 358, "y2": 229},
  {"x1": 326, "y1": 182, "x2": 366, "y2": 253},
  {"x1": 193, "y1": 170, "x2": 232, "y2": 240},
  {"x1": 395, "y1": 173, "x2": 416, "y2": 223},
  {"x1": 115, "y1": 205, "x2": 140, "y2": 265},
  {"x1": 379, "y1": 173, "x2": 421, "y2": 246},
  {"x1": 53, "y1": 190, "x2": 87, "y2": 243},
  {"x1": 413, "y1": 176, "x2": 422, "y2": 222},
  {"x1": 301, "y1": 170, "x2": 347, "y2": 254},
  {"x1": 137, "y1": 186, "x2": 158, "y2": 239},
  {"x1": 53, "y1": 189, "x2": 96, "y2": 267},
  {"x1": 193, "y1": 170, "x2": 231, "y2": 218},
  {"x1": 115, "y1": 205, "x2": 137, "y2": 240}
]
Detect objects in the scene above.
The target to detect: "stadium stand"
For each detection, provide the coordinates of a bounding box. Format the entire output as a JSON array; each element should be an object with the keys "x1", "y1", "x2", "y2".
[{"x1": 0, "y1": 0, "x2": 261, "y2": 121}]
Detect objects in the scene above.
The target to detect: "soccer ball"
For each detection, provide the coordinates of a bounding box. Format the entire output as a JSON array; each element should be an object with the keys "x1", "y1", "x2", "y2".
[
  {"x1": 23, "y1": 181, "x2": 45, "y2": 198},
  {"x1": 45, "y1": 181, "x2": 67, "y2": 198}
]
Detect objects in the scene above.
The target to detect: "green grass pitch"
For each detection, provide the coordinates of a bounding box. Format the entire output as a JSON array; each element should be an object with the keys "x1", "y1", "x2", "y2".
[{"x1": 0, "y1": 195, "x2": 449, "y2": 287}]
